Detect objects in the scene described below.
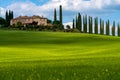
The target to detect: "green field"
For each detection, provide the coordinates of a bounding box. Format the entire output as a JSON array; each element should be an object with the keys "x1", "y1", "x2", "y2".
[{"x1": 0, "y1": 30, "x2": 120, "y2": 80}]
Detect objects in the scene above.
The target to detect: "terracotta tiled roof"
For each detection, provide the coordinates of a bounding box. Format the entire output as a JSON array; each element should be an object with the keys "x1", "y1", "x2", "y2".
[{"x1": 13, "y1": 15, "x2": 46, "y2": 20}]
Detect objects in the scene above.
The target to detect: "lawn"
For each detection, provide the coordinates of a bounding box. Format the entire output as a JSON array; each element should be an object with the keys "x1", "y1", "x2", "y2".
[{"x1": 0, "y1": 30, "x2": 120, "y2": 80}]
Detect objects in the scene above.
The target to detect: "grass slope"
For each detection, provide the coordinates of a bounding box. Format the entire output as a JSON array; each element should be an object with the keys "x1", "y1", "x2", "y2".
[{"x1": 0, "y1": 30, "x2": 120, "y2": 80}]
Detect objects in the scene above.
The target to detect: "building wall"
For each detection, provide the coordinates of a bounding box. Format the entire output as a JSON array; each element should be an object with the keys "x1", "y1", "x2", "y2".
[{"x1": 10, "y1": 16, "x2": 47, "y2": 26}]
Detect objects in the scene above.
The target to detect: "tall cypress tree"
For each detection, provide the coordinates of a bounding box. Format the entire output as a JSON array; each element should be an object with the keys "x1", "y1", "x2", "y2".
[
  {"x1": 5, "y1": 10, "x2": 14, "y2": 27},
  {"x1": 102, "y1": 20, "x2": 104, "y2": 35},
  {"x1": 89, "y1": 16, "x2": 92, "y2": 34},
  {"x1": 100, "y1": 19, "x2": 104, "y2": 35},
  {"x1": 94, "y1": 17, "x2": 98, "y2": 34},
  {"x1": 59, "y1": 5, "x2": 62, "y2": 25},
  {"x1": 76, "y1": 16, "x2": 78, "y2": 29},
  {"x1": 83, "y1": 16, "x2": 85, "y2": 32},
  {"x1": 78, "y1": 13, "x2": 82, "y2": 32},
  {"x1": 5, "y1": 10, "x2": 9, "y2": 27},
  {"x1": 84, "y1": 15, "x2": 87, "y2": 33},
  {"x1": 54, "y1": 8, "x2": 57, "y2": 24},
  {"x1": 73, "y1": 19, "x2": 75, "y2": 29},
  {"x1": 118, "y1": 23, "x2": 120, "y2": 36},
  {"x1": 100, "y1": 18, "x2": 102, "y2": 35},
  {"x1": 112, "y1": 21, "x2": 115, "y2": 36},
  {"x1": 106, "y1": 20, "x2": 110, "y2": 35}
]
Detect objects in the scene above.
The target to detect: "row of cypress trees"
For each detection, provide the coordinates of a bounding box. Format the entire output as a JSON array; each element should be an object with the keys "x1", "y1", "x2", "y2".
[
  {"x1": 73, "y1": 13, "x2": 120, "y2": 36},
  {"x1": 5, "y1": 10, "x2": 13, "y2": 27},
  {"x1": 53, "y1": 5, "x2": 63, "y2": 30}
]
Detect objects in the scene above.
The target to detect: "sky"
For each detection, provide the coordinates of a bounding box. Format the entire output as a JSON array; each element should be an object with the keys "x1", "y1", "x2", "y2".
[{"x1": 0, "y1": 0, "x2": 120, "y2": 26}]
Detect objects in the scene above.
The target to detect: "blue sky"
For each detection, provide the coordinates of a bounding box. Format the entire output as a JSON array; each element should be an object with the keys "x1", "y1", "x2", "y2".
[{"x1": 1, "y1": 0, "x2": 120, "y2": 26}]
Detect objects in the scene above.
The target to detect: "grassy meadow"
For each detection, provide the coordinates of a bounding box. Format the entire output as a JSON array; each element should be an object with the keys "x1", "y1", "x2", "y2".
[{"x1": 0, "y1": 30, "x2": 120, "y2": 80}]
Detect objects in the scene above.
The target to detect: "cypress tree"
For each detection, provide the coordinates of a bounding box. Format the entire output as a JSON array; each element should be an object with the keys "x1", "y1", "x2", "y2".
[
  {"x1": 59, "y1": 5, "x2": 62, "y2": 25},
  {"x1": 102, "y1": 20, "x2": 104, "y2": 35},
  {"x1": 5, "y1": 10, "x2": 14, "y2": 27},
  {"x1": 112, "y1": 21, "x2": 115, "y2": 36},
  {"x1": 5, "y1": 10, "x2": 9, "y2": 27},
  {"x1": 83, "y1": 16, "x2": 85, "y2": 32},
  {"x1": 73, "y1": 19, "x2": 75, "y2": 29},
  {"x1": 76, "y1": 16, "x2": 78, "y2": 29},
  {"x1": 118, "y1": 23, "x2": 120, "y2": 36},
  {"x1": 78, "y1": 13, "x2": 82, "y2": 32},
  {"x1": 91, "y1": 17, "x2": 93, "y2": 34},
  {"x1": 106, "y1": 20, "x2": 110, "y2": 35},
  {"x1": 11, "y1": 11, "x2": 13, "y2": 19},
  {"x1": 100, "y1": 19, "x2": 104, "y2": 35},
  {"x1": 100, "y1": 18, "x2": 102, "y2": 34},
  {"x1": 94, "y1": 17, "x2": 98, "y2": 34},
  {"x1": 54, "y1": 8, "x2": 57, "y2": 24},
  {"x1": 89, "y1": 16, "x2": 92, "y2": 34},
  {"x1": 84, "y1": 15, "x2": 87, "y2": 33}
]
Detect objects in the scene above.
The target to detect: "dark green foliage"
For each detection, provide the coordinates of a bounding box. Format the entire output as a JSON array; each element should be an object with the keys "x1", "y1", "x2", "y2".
[
  {"x1": 54, "y1": 8, "x2": 57, "y2": 24},
  {"x1": 47, "y1": 19, "x2": 52, "y2": 24},
  {"x1": 5, "y1": 10, "x2": 14, "y2": 27},
  {"x1": 94, "y1": 17, "x2": 98, "y2": 34},
  {"x1": 0, "y1": 17, "x2": 5, "y2": 26},
  {"x1": 53, "y1": 20, "x2": 60, "y2": 25},
  {"x1": 73, "y1": 19, "x2": 75, "y2": 29},
  {"x1": 100, "y1": 19, "x2": 104, "y2": 35},
  {"x1": 89, "y1": 16, "x2": 92, "y2": 34},
  {"x1": 83, "y1": 15, "x2": 87, "y2": 33},
  {"x1": 77, "y1": 13, "x2": 82, "y2": 32},
  {"x1": 112, "y1": 21, "x2": 115, "y2": 36},
  {"x1": 106, "y1": 20, "x2": 110, "y2": 35},
  {"x1": 59, "y1": 5, "x2": 62, "y2": 25},
  {"x1": 66, "y1": 25, "x2": 71, "y2": 29},
  {"x1": 118, "y1": 24, "x2": 120, "y2": 36},
  {"x1": 102, "y1": 20, "x2": 104, "y2": 35},
  {"x1": 76, "y1": 16, "x2": 78, "y2": 29}
]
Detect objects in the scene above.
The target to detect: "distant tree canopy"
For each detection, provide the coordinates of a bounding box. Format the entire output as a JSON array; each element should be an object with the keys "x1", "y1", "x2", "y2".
[
  {"x1": 0, "y1": 17, "x2": 5, "y2": 26},
  {"x1": 47, "y1": 19, "x2": 52, "y2": 24}
]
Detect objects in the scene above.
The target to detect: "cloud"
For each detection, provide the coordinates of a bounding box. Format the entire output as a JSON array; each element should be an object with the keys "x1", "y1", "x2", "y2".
[
  {"x1": 0, "y1": 7, "x2": 6, "y2": 18},
  {"x1": 63, "y1": 22, "x2": 73, "y2": 29},
  {"x1": 1, "y1": 0, "x2": 120, "y2": 23}
]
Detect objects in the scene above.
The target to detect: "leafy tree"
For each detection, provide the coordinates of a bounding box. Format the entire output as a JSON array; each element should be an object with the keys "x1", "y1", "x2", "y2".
[
  {"x1": 112, "y1": 21, "x2": 115, "y2": 36},
  {"x1": 0, "y1": 17, "x2": 5, "y2": 26},
  {"x1": 53, "y1": 20, "x2": 60, "y2": 25},
  {"x1": 47, "y1": 19, "x2": 52, "y2": 23},
  {"x1": 66, "y1": 25, "x2": 71, "y2": 29}
]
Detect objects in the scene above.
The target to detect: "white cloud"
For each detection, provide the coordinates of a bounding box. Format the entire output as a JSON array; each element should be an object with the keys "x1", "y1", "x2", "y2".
[
  {"x1": 0, "y1": 7, "x2": 6, "y2": 18},
  {"x1": 1, "y1": 0, "x2": 120, "y2": 23},
  {"x1": 64, "y1": 22, "x2": 73, "y2": 29},
  {"x1": 6, "y1": 2, "x2": 46, "y2": 16}
]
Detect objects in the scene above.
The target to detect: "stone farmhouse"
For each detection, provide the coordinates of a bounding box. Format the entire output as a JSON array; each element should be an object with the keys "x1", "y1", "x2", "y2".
[{"x1": 10, "y1": 15, "x2": 47, "y2": 26}]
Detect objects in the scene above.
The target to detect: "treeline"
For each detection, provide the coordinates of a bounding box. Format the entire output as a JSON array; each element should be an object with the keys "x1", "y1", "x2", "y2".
[
  {"x1": 9, "y1": 5, "x2": 64, "y2": 31},
  {"x1": 72, "y1": 13, "x2": 120, "y2": 36},
  {"x1": 0, "y1": 10, "x2": 13, "y2": 27},
  {"x1": 0, "y1": 5, "x2": 64, "y2": 31}
]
